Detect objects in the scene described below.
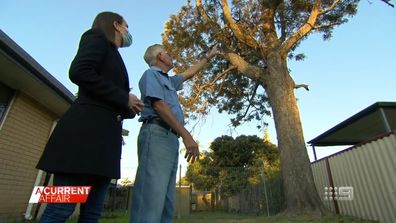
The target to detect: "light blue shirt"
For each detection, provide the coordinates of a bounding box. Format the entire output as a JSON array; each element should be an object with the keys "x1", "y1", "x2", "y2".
[{"x1": 138, "y1": 66, "x2": 184, "y2": 125}]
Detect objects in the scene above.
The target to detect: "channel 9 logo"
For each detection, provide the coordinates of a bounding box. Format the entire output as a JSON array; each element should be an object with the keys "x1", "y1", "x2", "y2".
[{"x1": 324, "y1": 186, "x2": 353, "y2": 201}]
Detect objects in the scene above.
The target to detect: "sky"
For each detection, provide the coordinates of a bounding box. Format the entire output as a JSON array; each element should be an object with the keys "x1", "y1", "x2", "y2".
[{"x1": 1, "y1": 1, "x2": 395, "y2": 180}]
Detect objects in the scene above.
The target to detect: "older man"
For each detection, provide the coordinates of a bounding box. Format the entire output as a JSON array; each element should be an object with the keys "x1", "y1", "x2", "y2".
[{"x1": 130, "y1": 44, "x2": 217, "y2": 223}]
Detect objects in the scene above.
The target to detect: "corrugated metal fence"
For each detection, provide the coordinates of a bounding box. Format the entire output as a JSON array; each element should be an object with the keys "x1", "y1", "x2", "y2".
[{"x1": 311, "y1": 132, "x2": 396, "y2": 223}]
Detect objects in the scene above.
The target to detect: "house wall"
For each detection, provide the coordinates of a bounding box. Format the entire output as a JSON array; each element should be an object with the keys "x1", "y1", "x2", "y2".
[
  {"x1": 311, "y1": 132, "x2": 396, "y2": 223},
  {"x1": 0, "y1": 92, "x2": 56, "y2": 221}
]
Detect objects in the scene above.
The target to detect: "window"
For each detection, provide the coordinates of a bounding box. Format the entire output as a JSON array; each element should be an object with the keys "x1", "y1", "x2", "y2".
[{"x1": 0, "y1": 82, "x2": 15, "y2": 126}]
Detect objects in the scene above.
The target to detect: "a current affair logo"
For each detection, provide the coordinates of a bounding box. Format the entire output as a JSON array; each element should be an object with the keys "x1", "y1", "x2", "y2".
[{"x1": 29, "y1": 186, "x2": 91, "y2": 203}]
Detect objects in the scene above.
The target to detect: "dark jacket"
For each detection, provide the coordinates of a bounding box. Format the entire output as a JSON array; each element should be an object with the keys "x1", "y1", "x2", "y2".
[{"x1": 36, "y1": 29, "x2": 133, "y2": 179}]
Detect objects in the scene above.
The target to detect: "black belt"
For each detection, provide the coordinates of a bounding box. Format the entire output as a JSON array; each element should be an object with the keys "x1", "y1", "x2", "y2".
[{"x1": 143, "y1": 118, "x2": 179, "y2": 137}]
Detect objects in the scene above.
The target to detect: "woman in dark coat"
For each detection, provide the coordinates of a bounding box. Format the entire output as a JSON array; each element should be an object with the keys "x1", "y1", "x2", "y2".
[{"x1": 36, "y1": 11, "x2": 143, "y2": 223}]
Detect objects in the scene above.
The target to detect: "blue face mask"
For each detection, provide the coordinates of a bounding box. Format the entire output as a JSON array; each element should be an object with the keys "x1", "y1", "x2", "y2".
[{"x1": 121, "y1": 30, "x2": 133, "y2": 48}]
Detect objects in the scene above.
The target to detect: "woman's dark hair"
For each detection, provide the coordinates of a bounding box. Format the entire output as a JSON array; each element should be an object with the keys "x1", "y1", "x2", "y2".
[{"x1": 92, "y1": 11, "x2": 124, "y2": 43}]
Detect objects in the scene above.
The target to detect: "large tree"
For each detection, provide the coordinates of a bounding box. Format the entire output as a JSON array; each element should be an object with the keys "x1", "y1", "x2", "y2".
[{"x1": 163, "y1": 0, "x2": 362, "y2": 215}]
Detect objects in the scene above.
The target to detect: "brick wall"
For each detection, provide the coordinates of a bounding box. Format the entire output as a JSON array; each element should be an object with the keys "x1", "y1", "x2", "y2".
[{"x1": 0, "y1": 92, "x2": 56, "y2": 221}]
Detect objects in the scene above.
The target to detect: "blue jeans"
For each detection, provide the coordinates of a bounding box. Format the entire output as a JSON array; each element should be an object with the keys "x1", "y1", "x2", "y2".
[
  {"x1": 39, "y1": 173, "x2": 110, "y2": 223},
  {"x1": 130, "y1": 123, "x2": 179, "y2": 223}
]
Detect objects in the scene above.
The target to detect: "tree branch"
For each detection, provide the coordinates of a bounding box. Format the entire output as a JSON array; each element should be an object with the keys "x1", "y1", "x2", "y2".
[
  {"x1": 196, "y1": 0, "x2": 212, "y2": 23},
  {"x1": 220, "y1": 0, "x2": 259, "y2": 48},
  {"x1": 278, "y1": 4, "x2": 287, "y2": 43},
  {"x1": 225, "y1": 52, "x2": 267, "y2": 84},
  {"x1": 314, "y1": 21, "x2": 343, "y2": 30},
  {"x1": 319, "y1": 0, "x2": 341, "y2": 15},
  {"x1": 186, "y1": 66, "x2": 237, "y2": 106},
  {"x1": 381, "y1": 0, "x2": 394, "y2": 7},
  {"x1": 294, "y1": 84, "x2": 310, "y2": 91},
  {"x1": 280, "y1": 0, "x2": 322, "y2": 58},
  {"x1": 262, "y1": 1, "x2": 281, "y2": 45},
  {"x1": 241, "y1": 84, "x2": 259, "y2": 119}
]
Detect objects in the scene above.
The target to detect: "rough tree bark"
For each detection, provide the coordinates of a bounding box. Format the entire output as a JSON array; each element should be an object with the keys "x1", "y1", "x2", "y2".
[{"x1": 263, "y1": 50, "x2": 326, "y2": 215}]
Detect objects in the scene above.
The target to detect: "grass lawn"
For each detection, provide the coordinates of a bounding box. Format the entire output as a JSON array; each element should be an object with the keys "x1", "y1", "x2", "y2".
[{"x1": 64, "y1": 211, "x2": 377, "y2": 223}]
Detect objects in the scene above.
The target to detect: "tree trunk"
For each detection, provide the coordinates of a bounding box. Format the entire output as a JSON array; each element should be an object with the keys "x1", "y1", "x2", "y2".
[{"x1": 264, "y1": 51, "x2": 326, "y2": 216}]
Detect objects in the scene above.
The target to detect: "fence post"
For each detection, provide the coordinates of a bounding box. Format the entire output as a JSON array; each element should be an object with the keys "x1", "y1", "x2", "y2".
[
  {"x1": 126, "y1": 185, "x2": 130, "y2": 211},
  {"x1": 178, "y1": 164, "x2": 181, "y2": 219},
  {"x1": 111, "y1": 179, "x2": 117, "y2": 212},
  {"x1": 190, "y1": 185, "x2": 193, "y2": 213},
  {"x1": 262, "y1": 172, "x2": 270, "y2": 217}
]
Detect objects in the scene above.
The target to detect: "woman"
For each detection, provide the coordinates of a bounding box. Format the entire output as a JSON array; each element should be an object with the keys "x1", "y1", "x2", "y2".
[{"x1": 36, "y1": 11, "x2": 143, "y2": 223}]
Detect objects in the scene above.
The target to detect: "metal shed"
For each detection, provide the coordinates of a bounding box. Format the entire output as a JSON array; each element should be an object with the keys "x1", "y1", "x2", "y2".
[
  {"x1": 308, "y1": 102, "x2": 396, "y2": 223},
  {"x1": 308, "y1": 102, "x2": 396, "y2": 160}
]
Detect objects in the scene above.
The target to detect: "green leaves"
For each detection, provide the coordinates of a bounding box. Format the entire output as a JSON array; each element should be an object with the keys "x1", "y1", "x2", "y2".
[{"x1": 186, "y1": 135, "x2": 279, "y2": 197}]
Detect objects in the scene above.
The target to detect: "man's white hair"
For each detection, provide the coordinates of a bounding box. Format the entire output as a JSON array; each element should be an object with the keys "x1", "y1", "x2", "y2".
[{"x1": 144, "y1": 44, "x2": 164, "y2": 66}]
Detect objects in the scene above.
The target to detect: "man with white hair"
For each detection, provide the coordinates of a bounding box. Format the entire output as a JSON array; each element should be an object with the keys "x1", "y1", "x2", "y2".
[{"x1": 130, "y1": 44, "x2": 217, "y2": 223}]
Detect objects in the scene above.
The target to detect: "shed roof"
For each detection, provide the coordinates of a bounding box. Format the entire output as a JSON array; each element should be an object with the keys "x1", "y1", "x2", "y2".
[{"x1": 308, "y1": 102, "x2": 396, "y2": 146}]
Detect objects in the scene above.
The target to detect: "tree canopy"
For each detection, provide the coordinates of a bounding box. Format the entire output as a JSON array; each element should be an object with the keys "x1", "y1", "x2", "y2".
[
  {"x1": 186, "y1": 135, "x2": 279, "y2": 197},
  {"x1": 164, "y1": 0, "x2": 358, "y2": 127}
]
